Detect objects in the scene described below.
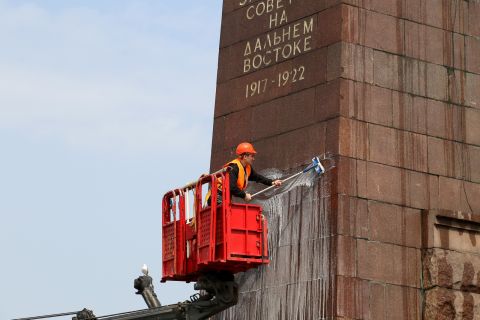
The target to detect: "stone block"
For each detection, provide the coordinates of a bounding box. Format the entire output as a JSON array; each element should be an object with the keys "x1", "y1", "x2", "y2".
[
  {"x1": 366, "y1": 162, "x2": 402, "y2": 204},
  {"x1": 438, "y1": 176, "x2": 468, "y2": 212},
  {"x1": 215, "y1": 48, "x2": 327, "y2": 117},
  {"x1": 340, "y1": 0, "x2": 402, "y2": 17},
  {"x1": 370, "y1": 282, "x2": 385, "y2": 320},
  {"x1": 404, "y1": 20, "x2": 444, "y2": 65},
  {"x1": 361, "y1": 83, "x2": 394, "y2": 126},
  {"x1": 273, "y1": 122, "x2": 327, "y2": 169},
  {"x1": 315, "y1": 79, "x2": 342, "y2": 121},
  {"x1": 342, "y1": 42, "x2": 374, "y2": 83},
  {"x1": 357, "y1": 239, "x2": 421, "y2": 287},
  {"x1": 453, "y1": 32, "x2": 466, "y2": 70},
  {"x1": 407, "y1": 170, "x2": 430, "y2": 209},
  {"x1": 402, "y1": 0, "x2": 424, "y2": 24},
  {"x1": 333, "y1": 157, "x2": 350, "y2": 196},
  {"x1": 469, "y1": 0, "x2": 480, "y2": 37},
  {"x1": 336, "y1": 235, "x2": 356, "y2": 276},
  {"x1": 373, "y1": 50, "x2": 401, "y2": 90},
  {"x1": 335, "y1": 276, "x2": 370, "y2": 319},
  {"x1": 404, "y1": 0, "x2": 468, "y2": 34},
  {"x1": 428, "y1": 174, "x2": 440, "y2": 209},
  {"x1": 425, "y1": 25, "x2": 447, "y2": 66},
  {"x1": 466, "y1": 36, "x2": 480, "y2": 75},
  {"x1": 276, "y1": 88, "x2": 317, "y2": 133},
  {"x1": 404, "y1": 58, "x2": 427, "y2": 97},
  {"x1": 339, "y1": 80, "x2": 398, "y2": 128},
  {"x1": 364, "y1": 9, "x2": 403, "y2": 55},
  {"x1": 368, "y1": 124, "x2": 398, "y2": 167},
  {"x1": 464, "y1": 181, "x2": 480, "y2": 214},
  {"x1": 356, "y1": 159, "x2": 367, "y2": 198},
  {"x1": 365, "y1": 161, "x2": 429, "y2": 208},
  {"x1": 393, "y1": 94, "x2": 427, "y2": 135},
  {"x1": 339, "y1": 4, "x2": 360, "y2": 44},
  {"x1": 222, "y1": 0, "x2": 243, "y2": 14},
  {"x1": 335, "y1": 156, "x2": 360, "y2": 196},
  {"x1": 438, "y1": 176, "x2": 480, "y2": 214},
  {"x1": 466, "y1": 72, "x2": 480, "y2": 109},
  {"x1": 325, "y1": 117, "x2": 340, "y2": 155},
  {"x1": 403, "y1": 127, "x2": 430, "y2": 172},
  {"x1": 448, "y1": 69, "x2": 466, "y2": 105},
  {"x1": 338, "y1": 117, "x2": 368, "y2": 160},
  {"x1": 369, "y1": 85, "x2": 394, "y2": 125},
  {"x1": 364, "y1": 0, "x2": 401, "y2": 17},
  {"x1": 441, "y1": 0, "x2": 468, "y2": 34},
  {"x1": 408, "y1": 168, "x2": 431, "y2": 207},
  {"x1": 368, "y1": 201, "x2": 401, "y2": 244},
  {"x1": 328, "y1": 42, "x2": 374, "y2": 83},
  {"x1": 455, "y1": 0, "x2": 469, "y2": 35},
  {"x1": 374, "y1": 52, "x2": 432, "y2": 98},
  {"x1": 326, "y1": 42, "x2": 343, "y2": 81},
  {"x1": 427, "y1": 136, "x2": 446, "y2": 177},
  {"x1": 444, "y1": 32, "x2": 466, "y2": 70},
  {"x1": 336, "y1": 195, "x2": 368, "y2": 238},
  {"x1": 466, "y1": 107, "x2": 480, "y2": 146},
  {"x1": 221, "y1": 108, "x2": 254, "y2": 149},
  {"x1": 428, "y1": 136, "x2": 467, "y2": 179},
  {"x1": 251, "y1": 88, "x2": 316, "y2": 140},
  {"x1": 368, "y1": 201, "x2": 422, "y2": 248},
  {"x1": 426, "y1": 101, "x2": 466, "y2": 143},
  {"x1": 424, "y1": 287, "x2": 480, "y2": 320},
  {"x1": 426, "y1": 99, "x2": 446, "y2": 139},
  {"x1": 469, "y1": 145, "x2": 480, "y2": 184},
  {"x1": 246, "y1": 136, "x2": 277, "y2": 170},
  {"x1": 317, "y1": 4, "x2": 342, "y2": 47},
  {"x1": 385, "y1": 285, "x2": 422, "y2": 320},
  {"x1": 426, "y1": 62, "x2": 448, "y2": 101},
  {"x1": 424, "y1": 0, "x2": 444, "y2": 29},
  {"x1": 404, "y1": 206, "x2": 423, "y2": 249}
]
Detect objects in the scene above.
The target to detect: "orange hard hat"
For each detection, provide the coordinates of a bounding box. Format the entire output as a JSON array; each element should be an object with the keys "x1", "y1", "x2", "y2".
[{"x1": 236, "y1": 142, "x2": 257, "y2": 155}]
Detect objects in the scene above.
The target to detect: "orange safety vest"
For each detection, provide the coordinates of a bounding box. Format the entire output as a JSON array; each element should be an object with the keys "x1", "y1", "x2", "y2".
[
  {"x1": 205, "y1": 159, "x2": 251, "y2": 203},
  {"x1": 219, "y1": 158, "x2": 251, "y2": 191}
]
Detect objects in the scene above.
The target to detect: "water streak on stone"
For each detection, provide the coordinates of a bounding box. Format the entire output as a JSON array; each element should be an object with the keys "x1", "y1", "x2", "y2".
[{"x1": 217, "y1": 155, "x2": 335, "y2": 319}]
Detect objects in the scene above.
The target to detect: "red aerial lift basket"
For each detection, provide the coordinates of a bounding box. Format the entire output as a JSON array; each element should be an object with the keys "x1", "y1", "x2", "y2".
[{"x1": 161, "y1": 168, "x2": 269, "y2": 282}]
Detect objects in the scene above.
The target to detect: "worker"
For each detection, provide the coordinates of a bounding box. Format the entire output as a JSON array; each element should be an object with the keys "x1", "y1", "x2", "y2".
[{"x1": 207, "y1": 142, "x2": 282, "y2": 205}]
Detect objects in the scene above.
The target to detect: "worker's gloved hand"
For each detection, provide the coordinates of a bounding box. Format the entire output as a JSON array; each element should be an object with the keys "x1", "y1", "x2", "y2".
[
  {"x1": 272, "y1": 180, "x2": 282, "y2": 187},
  {"x1": 244, "y1": 193, "x2": 252, "y2": 202}
]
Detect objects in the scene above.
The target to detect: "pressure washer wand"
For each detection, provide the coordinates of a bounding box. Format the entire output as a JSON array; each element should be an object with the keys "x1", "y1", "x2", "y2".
[{"x1": 251, "y1": 156, "x2": 325, "y2": 199}]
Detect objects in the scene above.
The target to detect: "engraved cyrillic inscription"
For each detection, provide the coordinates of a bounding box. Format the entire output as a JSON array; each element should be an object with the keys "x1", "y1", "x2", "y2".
[{"x1": 243, "y1": 18, "x2": 314, "y2": 73}]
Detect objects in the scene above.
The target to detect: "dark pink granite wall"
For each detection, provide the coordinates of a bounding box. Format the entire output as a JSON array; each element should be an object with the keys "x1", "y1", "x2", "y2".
[{"x1": 211, "y1": 1, "x2": 480, "y2": 319}]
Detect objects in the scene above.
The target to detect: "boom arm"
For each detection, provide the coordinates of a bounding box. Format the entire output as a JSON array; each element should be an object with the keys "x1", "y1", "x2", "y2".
[{"x1": 74, "y1": 271, "x2": 238, "y2": 320}]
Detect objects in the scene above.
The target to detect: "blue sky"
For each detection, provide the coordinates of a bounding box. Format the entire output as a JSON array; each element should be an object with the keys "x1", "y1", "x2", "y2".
[{"x1": 0, "y1": 1, "x2": 222, "y2": 318}]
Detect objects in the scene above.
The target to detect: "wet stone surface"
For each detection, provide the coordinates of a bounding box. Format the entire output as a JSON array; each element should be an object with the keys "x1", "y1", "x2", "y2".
[{"x1": 215, "y1": 168, "x2": 334, "y2": 319}]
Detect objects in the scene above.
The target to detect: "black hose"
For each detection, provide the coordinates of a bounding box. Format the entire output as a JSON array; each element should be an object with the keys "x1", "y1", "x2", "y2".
[{"x1": 12, "y1": 311, "x2": 80, "y2": 320}]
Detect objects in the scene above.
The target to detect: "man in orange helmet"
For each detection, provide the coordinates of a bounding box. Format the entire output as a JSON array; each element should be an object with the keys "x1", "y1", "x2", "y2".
[{"x1": 208, "y1": 142, "x2": 282, "y2": 204}]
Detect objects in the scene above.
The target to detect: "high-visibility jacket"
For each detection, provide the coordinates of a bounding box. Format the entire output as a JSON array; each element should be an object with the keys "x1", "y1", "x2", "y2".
[
  {"x1": 205, "y1": 158, "x2": 251, "y2": 203},
  {"x1": 219, "y1": 158, "x2": 251, "y2": 191}
]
